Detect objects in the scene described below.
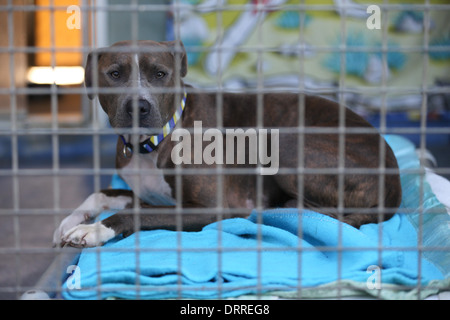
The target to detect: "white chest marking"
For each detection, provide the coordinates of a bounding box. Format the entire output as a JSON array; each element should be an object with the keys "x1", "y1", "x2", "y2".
[
  {"x1": 134, "y1": 53, "x2": 141, "y2": 84},
  {"x1": 120, "y1": 152, "x2": 174, "y2": 205}
]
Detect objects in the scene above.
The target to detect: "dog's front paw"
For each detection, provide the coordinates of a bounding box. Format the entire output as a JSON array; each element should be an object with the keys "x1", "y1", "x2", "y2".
[
  {"x1": 53, "y1": 214, "x2": 86, "y2": 247},
  {"x1": 61, "y1": 222, "x2": 115, "y2": 248}
]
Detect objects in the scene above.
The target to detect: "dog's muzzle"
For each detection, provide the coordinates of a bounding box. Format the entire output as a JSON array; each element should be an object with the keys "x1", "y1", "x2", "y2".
[
  {"x1": 120, "y1": 91, "x2": 187, "y2": 158},
  {"x1": 125, "y1": 99, "x2": 152, "y2": 119}
]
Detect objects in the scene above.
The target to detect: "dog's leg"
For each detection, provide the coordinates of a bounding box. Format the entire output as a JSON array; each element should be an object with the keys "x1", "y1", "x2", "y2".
[
  {"x1": 60, "y1": 204, "x2": 249, "y2": 248},
  {"x1": 53, "y1": 189, "x2": 133, "y2": 246}
]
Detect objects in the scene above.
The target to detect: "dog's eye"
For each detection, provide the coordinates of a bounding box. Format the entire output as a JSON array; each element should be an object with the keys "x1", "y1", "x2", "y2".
[
  {"x1": 110, "y1": 71, "x2": 120, "y2": 79},
  {"x1": 156, "y1": 71, "x2": 166, "y2": 79}
]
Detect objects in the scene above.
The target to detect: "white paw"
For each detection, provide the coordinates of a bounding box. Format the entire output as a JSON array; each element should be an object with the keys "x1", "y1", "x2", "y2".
[
  {"x1": 61, "y1": 222, "x2": 115, "y2": 248},
  {"x1": 53, "y1": 192, "x2": 132, "y2": 246},
  {"x1": 53, "y1": 214, "x2": 87, "y2": 246}
]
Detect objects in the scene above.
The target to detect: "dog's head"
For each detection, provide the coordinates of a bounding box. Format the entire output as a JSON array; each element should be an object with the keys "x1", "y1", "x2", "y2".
[{"x1": 84, "y1": 40, "x2": 187, "y2": 131}]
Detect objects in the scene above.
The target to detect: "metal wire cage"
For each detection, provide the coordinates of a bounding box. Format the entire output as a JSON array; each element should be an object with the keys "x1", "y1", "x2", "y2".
[{"x1": 1, "y1": 0, "x2": 450, "y2": 300}]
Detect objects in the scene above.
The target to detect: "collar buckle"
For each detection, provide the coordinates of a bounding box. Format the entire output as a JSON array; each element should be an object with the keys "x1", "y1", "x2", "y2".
[{"x1": 122, "y1": 142, "x2": 134, "y2": 158}]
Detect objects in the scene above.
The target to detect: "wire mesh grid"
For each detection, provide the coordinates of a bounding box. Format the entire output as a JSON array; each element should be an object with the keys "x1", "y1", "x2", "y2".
[{"x1": 1, "y1": 0, "x2": 450, "y2": 301}]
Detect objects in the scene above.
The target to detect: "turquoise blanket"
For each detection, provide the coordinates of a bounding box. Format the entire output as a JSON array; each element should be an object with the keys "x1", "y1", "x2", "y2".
[{"x1": 61, "y1": 135, "x2": 449, "y2": 299}]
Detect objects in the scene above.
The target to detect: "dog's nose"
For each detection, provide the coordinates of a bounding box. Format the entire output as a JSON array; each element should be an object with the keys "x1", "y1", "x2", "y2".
[{"x1": 125, "y1": 99, "x2": 151, "y2": 118}]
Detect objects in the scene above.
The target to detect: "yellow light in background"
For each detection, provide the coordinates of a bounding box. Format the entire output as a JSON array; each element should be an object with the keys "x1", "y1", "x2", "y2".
[
  {"x1": 35, "y1": 0, "x2": 82, "y2": 66},
  {"x1": 27, "y1": 66, "x2": 84, "y2": 85}
]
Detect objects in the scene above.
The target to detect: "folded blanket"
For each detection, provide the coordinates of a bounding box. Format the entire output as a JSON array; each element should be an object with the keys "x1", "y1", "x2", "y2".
[{"x1": 61, "y1": 135, "x2": 450, "y2": 299}]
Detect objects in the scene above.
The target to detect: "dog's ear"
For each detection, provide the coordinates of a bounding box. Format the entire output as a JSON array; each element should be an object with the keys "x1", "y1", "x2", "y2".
[
  {"x1": 162, "y1": 40, "x2": 188, "y2": 78},
  {"x1": 84, "y1": 49, "x2": 103, "y2": 100}
]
